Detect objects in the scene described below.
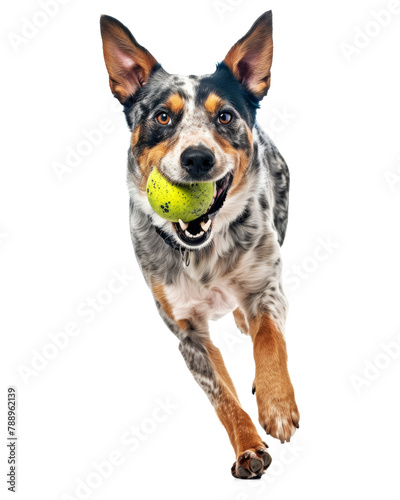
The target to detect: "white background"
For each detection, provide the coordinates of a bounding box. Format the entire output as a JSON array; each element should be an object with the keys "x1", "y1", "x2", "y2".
[{"x1": 1, "y1": 0, "x2": 400, "y2": 498}]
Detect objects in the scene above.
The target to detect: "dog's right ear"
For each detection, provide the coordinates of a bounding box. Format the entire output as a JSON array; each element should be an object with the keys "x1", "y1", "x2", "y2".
[{"x1": 100, "y1": 15, "x2": 158, "y2": 103}]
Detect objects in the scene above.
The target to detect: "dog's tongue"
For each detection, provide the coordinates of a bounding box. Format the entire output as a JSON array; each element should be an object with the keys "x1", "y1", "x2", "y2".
[{"x1": 216, "y1": 185, "x2": 226, "y2": 198}]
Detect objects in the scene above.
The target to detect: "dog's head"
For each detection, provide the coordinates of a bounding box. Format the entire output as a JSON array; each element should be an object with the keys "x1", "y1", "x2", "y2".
[{"x1": 100, "y1": 12, "x2": 273, "y2": 249}]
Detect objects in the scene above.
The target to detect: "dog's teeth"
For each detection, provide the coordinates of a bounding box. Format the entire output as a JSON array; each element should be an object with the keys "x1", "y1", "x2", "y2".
[
  {"x1": 179, "y1": 219, "x2": 189, "y2": 230},
  {"x1": 213, "y1": 185, "x2": 217, "y2": 198},
  {"x1": 200, "y1": 219, "x2": 211, "y2": 232},
  {"x1": 190, "y1": 231, "x2": 204, "y2": 238},
  {"x1": 184, "y1": 228, "x2": 205, "y2": 239}
]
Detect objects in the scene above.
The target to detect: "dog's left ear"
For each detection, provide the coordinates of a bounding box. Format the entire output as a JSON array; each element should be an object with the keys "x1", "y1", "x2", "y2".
[{"x1": 223, "y1": 11, "x2": 273, "y2": 100}]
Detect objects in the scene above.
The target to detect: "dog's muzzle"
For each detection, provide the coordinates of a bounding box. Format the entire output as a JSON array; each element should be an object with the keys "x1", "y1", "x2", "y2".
[{"x1": 172, "y1": 172, "x2": 233, "y2": 248}]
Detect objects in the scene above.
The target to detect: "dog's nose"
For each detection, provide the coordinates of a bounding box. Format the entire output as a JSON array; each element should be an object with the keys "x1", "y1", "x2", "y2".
[{"x1": 180, "y1": 146, "x2": 215, "y2": 178}]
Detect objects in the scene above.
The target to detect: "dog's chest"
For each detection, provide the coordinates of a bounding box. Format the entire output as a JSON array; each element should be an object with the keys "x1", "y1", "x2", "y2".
[{"x1": 164, "y1": 268, "x2": 237, "y2": 322}]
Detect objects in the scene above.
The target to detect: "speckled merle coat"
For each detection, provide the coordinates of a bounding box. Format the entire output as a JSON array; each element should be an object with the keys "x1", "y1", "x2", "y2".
[{"x1": 101, "y1": 11, "x2": 299, "y2": 480}]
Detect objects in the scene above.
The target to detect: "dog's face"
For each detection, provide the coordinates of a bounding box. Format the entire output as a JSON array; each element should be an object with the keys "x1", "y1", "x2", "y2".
[{"x1": 100, "y1": 12, "x2": 273, "y2": 249}]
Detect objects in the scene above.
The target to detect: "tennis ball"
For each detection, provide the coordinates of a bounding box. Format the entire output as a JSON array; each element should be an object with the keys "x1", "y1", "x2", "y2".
[{"x1": 146, "y1": 168, "x2": 215, "y2": 223}]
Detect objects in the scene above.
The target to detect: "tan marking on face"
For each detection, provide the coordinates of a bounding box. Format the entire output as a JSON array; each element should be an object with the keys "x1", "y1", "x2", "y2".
[
  {"x1": 229, "y1": 125, "x2": 253, "y2": 196},
  {"x1": 131, "y1": 125, "x2": 141, "y2": 149},
  {"x1": 212, "y1": 125, "x2": 253, "y2": 197},
  {"x1": 164, "y1": 93, "x2": 185, "y2": 114},
  {"x1": 136, "y1": 140, "x2": 172, "y2": 191},
  {"x1": 204, "y1": 93, "x2": 224, "y2": 114}
]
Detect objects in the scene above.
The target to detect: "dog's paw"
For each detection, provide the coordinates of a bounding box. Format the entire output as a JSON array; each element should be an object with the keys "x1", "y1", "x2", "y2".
[
  {"x1": 231, "y1": 445, "x2": 272, "y2": 479},
  {"x1": 258, "y1": 396, "x2": 300, "y2": 443}
]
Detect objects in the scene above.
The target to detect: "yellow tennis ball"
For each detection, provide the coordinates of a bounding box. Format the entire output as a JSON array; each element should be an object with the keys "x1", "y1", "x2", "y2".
[{"x1": 146, "y1": 168, "x2": 215, "y2": 223}]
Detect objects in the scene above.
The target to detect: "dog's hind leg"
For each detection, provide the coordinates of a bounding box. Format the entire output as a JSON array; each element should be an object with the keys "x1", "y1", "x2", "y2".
[{"x1": 152, "y1": 284, "x2": 271, "y2": 479}]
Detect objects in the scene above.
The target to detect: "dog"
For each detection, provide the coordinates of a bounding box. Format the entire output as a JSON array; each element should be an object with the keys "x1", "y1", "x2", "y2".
[{"x1": 100, "y1": 10, "x2": 299, "y2": 479}]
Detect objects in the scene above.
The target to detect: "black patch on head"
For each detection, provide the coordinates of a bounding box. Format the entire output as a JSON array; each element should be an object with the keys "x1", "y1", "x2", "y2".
[
  {"x1": 129, "y1": 79, "x2": 189, "y2": 155},
  {"x1": 196, "y1": 62, "x2": 260, "y2": 127},
  {"x1": 122, "y1": 64, "x2": 163, "y2": 128},
  {"x1": 122, "y1": 95, "x2": 136, "y2": 128}
]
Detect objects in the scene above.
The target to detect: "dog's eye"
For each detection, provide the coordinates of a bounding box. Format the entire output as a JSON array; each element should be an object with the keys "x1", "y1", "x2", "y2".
[
  {"x1": 157, "y1": 112, "x2": 171, "y2": 125},
  {"x1": 218, "y1": 112, "x2": 232, "y2": 125}
]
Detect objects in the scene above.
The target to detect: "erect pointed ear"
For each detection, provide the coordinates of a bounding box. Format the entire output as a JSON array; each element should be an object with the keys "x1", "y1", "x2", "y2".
[
  {"x1": 223, "y1": 11, "x2": 273, "y2": 100},
  {"x1": 100, "y1": 15, "x2": 158, "y2": 103}
]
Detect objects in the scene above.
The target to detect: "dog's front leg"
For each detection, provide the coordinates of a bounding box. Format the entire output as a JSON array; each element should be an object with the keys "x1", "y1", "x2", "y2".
[
  {"x1": 247, "y1": 308, "x2": 300, "y2": 443},
  {"x1": 152, "y1": 283, "x2": 272, "y2": 479}
]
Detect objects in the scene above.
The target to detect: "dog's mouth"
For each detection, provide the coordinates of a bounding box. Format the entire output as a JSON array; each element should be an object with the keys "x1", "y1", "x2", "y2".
[{"x1": 173, "y1": 172, "x2": 233, "y2": 247}]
